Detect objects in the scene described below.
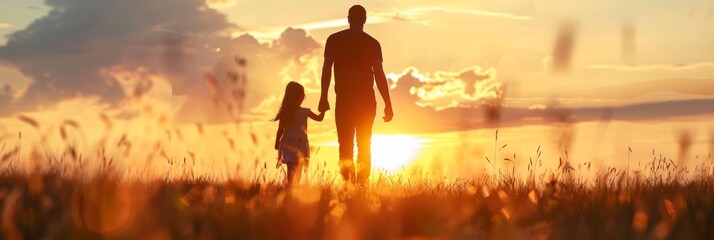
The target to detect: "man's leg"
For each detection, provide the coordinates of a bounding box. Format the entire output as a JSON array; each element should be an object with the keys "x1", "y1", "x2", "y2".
[
  {"x1": 335, "y1": 106, "x2": 356, "y2": 183},
  {"x1": 355, "y1": 106, "x2": 376, "y2": 183}
]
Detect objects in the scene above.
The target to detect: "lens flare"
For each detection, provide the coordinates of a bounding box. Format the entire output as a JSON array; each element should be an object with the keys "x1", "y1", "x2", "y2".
[{"x1": 369, "y1": 134, "x2": 426, "y2": 173}]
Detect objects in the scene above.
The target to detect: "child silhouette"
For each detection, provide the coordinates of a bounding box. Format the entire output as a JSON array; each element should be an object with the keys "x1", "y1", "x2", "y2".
[{"x1": 273, "y1": 81, "x2": 325, "y2": 186}]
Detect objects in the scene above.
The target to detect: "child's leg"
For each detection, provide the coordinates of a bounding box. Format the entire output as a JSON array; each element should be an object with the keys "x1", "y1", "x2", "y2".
[
  {"x1": 286, "y1": 162, "x2": 295, "y2": 185},
  {"x1": 293, "y1": 162, "x2": 303, "y2": 184},
  {"x1": 286, "y1": 162, "x2": 303, "y2": 186}
]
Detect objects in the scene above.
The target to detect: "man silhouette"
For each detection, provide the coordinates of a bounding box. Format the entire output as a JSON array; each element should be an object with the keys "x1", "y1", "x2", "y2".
[{"x1": 319, "y1": 5, "x2": 393, "y2": 184}]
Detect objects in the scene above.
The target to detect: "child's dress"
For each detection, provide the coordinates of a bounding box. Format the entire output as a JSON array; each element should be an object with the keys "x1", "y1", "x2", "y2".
[{"x1": 280, "y1": 107, "x2": 311, "y2": 163}]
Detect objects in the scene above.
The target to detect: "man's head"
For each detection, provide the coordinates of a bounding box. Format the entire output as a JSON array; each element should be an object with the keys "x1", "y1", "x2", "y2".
[{"x1": 348, "y1": 5, "x2": 367, "y2": 26}]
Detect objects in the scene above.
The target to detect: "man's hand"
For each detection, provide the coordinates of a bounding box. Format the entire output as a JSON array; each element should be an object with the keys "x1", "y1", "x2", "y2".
[
  {"x1": 318, "y1": 98, "x2": 330, "y2": 112},
  {"x1": 383, "y1": 105, "x2": 393, "y2": 122}
]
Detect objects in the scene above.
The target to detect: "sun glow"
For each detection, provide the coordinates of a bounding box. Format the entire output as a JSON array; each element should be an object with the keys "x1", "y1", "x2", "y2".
[{"x1": 369, "y1": 134, "x2": 427, "y2": 173}]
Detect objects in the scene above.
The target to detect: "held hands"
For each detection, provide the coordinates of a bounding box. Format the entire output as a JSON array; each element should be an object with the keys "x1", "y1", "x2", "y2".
[{"x1": 383, "y1": 105, "x2": 394, "y2": 122}]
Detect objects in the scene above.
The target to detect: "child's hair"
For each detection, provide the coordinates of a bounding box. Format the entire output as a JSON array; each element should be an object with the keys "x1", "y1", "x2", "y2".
[{"x1": 272, "y1": 81, "x2": 305, "y2": 122}]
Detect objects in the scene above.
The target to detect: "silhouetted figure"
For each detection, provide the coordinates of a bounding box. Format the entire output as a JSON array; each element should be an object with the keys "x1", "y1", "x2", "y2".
[
  {"x1": 274, "y1": 81, "x2": 325, "y2": 186},
  {"x1": 319, "y1": 5, "x2": 393, "y2": 184}
]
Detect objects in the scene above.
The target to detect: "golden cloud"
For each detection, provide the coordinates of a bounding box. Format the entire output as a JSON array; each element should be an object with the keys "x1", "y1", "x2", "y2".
[
  {"x1": 388, "y1": 66, "x2": 502, "y2": 110},
  {"x1": 205, "y1": 0, "x2": 236, "y2": 9}
]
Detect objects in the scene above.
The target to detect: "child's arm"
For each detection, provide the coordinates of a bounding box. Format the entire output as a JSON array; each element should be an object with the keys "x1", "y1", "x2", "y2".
[
  {"x1": 307, "y1": 110, "x2": 325, "y2": 122},
  {"x1": 274, "y1": 119, "x2": 285, "y2": 150}
]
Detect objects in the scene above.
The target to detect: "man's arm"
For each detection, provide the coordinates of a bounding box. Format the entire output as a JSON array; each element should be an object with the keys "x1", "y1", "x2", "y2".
[
  {"x1": 373, "y1": 62, "x2": 393, "y2": 122},
  {"x1": 319, "y1": 56, "x2": 334, "y2": 112}
]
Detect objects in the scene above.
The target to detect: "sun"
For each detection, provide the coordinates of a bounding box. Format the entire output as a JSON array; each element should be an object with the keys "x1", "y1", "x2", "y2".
[
  {"x1": 369, "y1": 134, "x2": 426, "y2": 173},
  {"x1": 321, "y1": 134, "x2": 428, "y2": 173}
]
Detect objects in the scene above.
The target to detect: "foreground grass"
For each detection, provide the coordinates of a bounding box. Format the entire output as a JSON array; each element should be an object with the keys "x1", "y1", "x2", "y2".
[{"x1": 0, "y1": 169, "x2": 713, "y2": 240}]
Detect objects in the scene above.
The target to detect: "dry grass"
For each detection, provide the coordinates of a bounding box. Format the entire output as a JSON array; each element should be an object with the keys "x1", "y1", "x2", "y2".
[
  {"x1": 0, "y1": 152, "x2": 712, "y2": 239},
  {"x1": 1, "y1": 115, "x2": 713, "y2": 239}
]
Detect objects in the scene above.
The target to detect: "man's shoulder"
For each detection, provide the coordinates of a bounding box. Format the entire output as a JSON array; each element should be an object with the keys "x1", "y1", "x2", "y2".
[
  {"x1": 329, "y1": 30, "x2": 379, "y2": 41},
  {"x1": 362, "y1": 32, "x2": 380, "y2": 47},
  {"x1": 328, "y1": 29, "x2": 351, "y2": 40},
  {"x1": 363, "y1": 32, "x2": 378, "y2": 41}
]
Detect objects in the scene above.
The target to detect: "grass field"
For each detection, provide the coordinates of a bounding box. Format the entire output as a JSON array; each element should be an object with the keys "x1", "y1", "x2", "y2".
[
  {"x1": 1, "y1": 118, "x2": 713, "y2": 239},
  {"x1": 1, "y1": 156, "x2": 713, "y2": 239}
]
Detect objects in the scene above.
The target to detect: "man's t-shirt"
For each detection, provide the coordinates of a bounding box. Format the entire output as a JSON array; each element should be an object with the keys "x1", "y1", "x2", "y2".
[{"x1": 324, "y1": 29, "x2": 382, "y2": 105}]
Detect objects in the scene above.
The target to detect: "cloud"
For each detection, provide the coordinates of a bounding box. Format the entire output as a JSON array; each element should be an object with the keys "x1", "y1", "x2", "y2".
[
  {"x1": 227, "y1": 58, "x2": 508, "y2": 132},
  {"x1": 354, "y1": 65, "x2": 506, "y2": 133},
  {"x1": 234, "y1": 17, "x2": 391, "y2": 41},
  {"x1": 237, "y1": 6, "x2": 530, "y2": 41},
  {"x1": 586, "y1": 62, "x2": 714, "y2": 71},
  {"x1": 0, "y1": 0, "x2": 237, "y2": 117},
  {"x1": 0, "y1": 1, "x2": 319, "y2": 124},
  {"x1": 377, "y1": 65, "x2": 714, "y2": 133},
  {"x1": 0, "y1": 23, "x2": 12, "y2": 29},
  {"x1": 430, "y1": 7, "x2": 532, "y2": 21},
  {"x1": 173, "y1": 27, "x2": 323, "y2": 123},
  {"x1": 273, "y1": 28, "x2": 321, "y2": 59},
  {"x1": 381, "y1": 11, "x2": 432, "y2": 25},
  {"x1": 387, "y1": 66, "x2": 502, "y2": 110},
  {"x1": 375, "y1": 7, "x2": 533, "y2": 23},
  {"x1": 382, "y1": 71, "x2": 714, "y2": 133},
  {"x1": 205, "y1": 0, "x2": 236, "y2": 9},
  {"x1": 560, "y1": 77, "x2": 714, "y2": 99}
]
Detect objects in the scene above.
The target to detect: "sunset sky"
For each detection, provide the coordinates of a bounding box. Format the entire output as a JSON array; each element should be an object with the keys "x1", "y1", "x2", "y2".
[{"x1": 0, "y1": 0, "x2": 712, "y2": 179}]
